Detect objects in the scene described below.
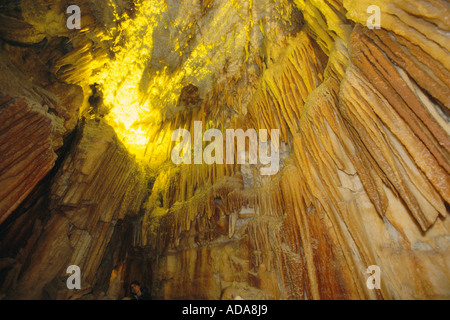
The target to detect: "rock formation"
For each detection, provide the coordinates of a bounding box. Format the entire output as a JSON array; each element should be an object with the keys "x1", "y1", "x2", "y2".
[{"x1": 0, "y1": 0, "x2": 448, "y2": 300}]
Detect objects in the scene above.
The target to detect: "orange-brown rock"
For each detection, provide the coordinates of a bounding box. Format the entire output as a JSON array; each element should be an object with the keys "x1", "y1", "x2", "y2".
[
  {"x1": 1, "y1": 120, "x2": 147, "y2": 299},
  {"x1": 0, "y1": 96, "x2": 58, "y2": 225},
  {"x1": 0, "y1": 0, "x2": 449, "y2": 301},
  {"x1": 0, "y1": 50, "x2": 81, "y2": 225}
]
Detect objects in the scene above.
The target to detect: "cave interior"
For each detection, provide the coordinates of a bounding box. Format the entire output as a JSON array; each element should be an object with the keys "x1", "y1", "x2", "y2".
[{"x1": 0, "y1": 0, "x2": 449, "y2": 300}]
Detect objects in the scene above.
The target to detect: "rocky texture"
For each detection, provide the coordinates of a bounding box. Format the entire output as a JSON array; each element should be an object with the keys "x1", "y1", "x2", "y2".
[
  {"x1": 144, "y1": 0, "x2": 449, "y2": 300},
  {"x1": 0, "y1": 120, "x2": 147, "y2": 299},
  {"x1": 0, "y1": 50, "x2": 82, "y2": 225},
  {"x1": 0, "y1": 0, "x2": 449, "y2": 300},
  {"x1": 0, "y1": 96, "x2": 58, "y2": 225},
  {"x1": 341, "y1": 26, "x2": 449, "y2": 229}
]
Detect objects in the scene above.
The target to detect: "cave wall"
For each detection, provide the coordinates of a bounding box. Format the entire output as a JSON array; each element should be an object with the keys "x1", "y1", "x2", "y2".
[
  {"x1": 0, "y1": 117, "x2": 147, "y2": 299},
  {"x1": 0, "y1": 0, "x2": 449, "y2": 300},
  {"x1": 144, "y1": 0, "x2": 450, "y2": 300}
]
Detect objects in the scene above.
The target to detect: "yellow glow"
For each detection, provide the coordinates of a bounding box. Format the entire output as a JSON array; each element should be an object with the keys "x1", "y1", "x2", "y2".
[
  {"x1": 91, "y1": 0, "x2": 168, "y2": 165},
  {"x1": 88, "y1": 0, "x2": 254, "y2": 168}
]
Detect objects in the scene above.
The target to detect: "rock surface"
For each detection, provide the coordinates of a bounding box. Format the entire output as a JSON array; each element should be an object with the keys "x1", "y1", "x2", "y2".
[
  {"x1": 0, "y1": 120, "x2": 147, "y2": 299},
  {"x1": 0, "y1": 0, "x2": 449, "y2": 300}
]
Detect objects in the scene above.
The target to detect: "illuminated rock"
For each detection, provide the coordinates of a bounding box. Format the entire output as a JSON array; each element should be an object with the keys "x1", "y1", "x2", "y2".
[{"x1": 0, "y1": 0, "x2": 448, "y2": 300}]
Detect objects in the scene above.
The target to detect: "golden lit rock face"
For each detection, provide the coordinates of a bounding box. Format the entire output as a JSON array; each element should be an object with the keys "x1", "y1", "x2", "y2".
[
  {"x1": 45, "y1": 0, "x2": 302, "y2": 167},
  {"x1": 95, "y1": 0, "x2": 303, "y2": 168},
  {"x1": 0, "y1": 0, "x2": 449, "y2": 300}
]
